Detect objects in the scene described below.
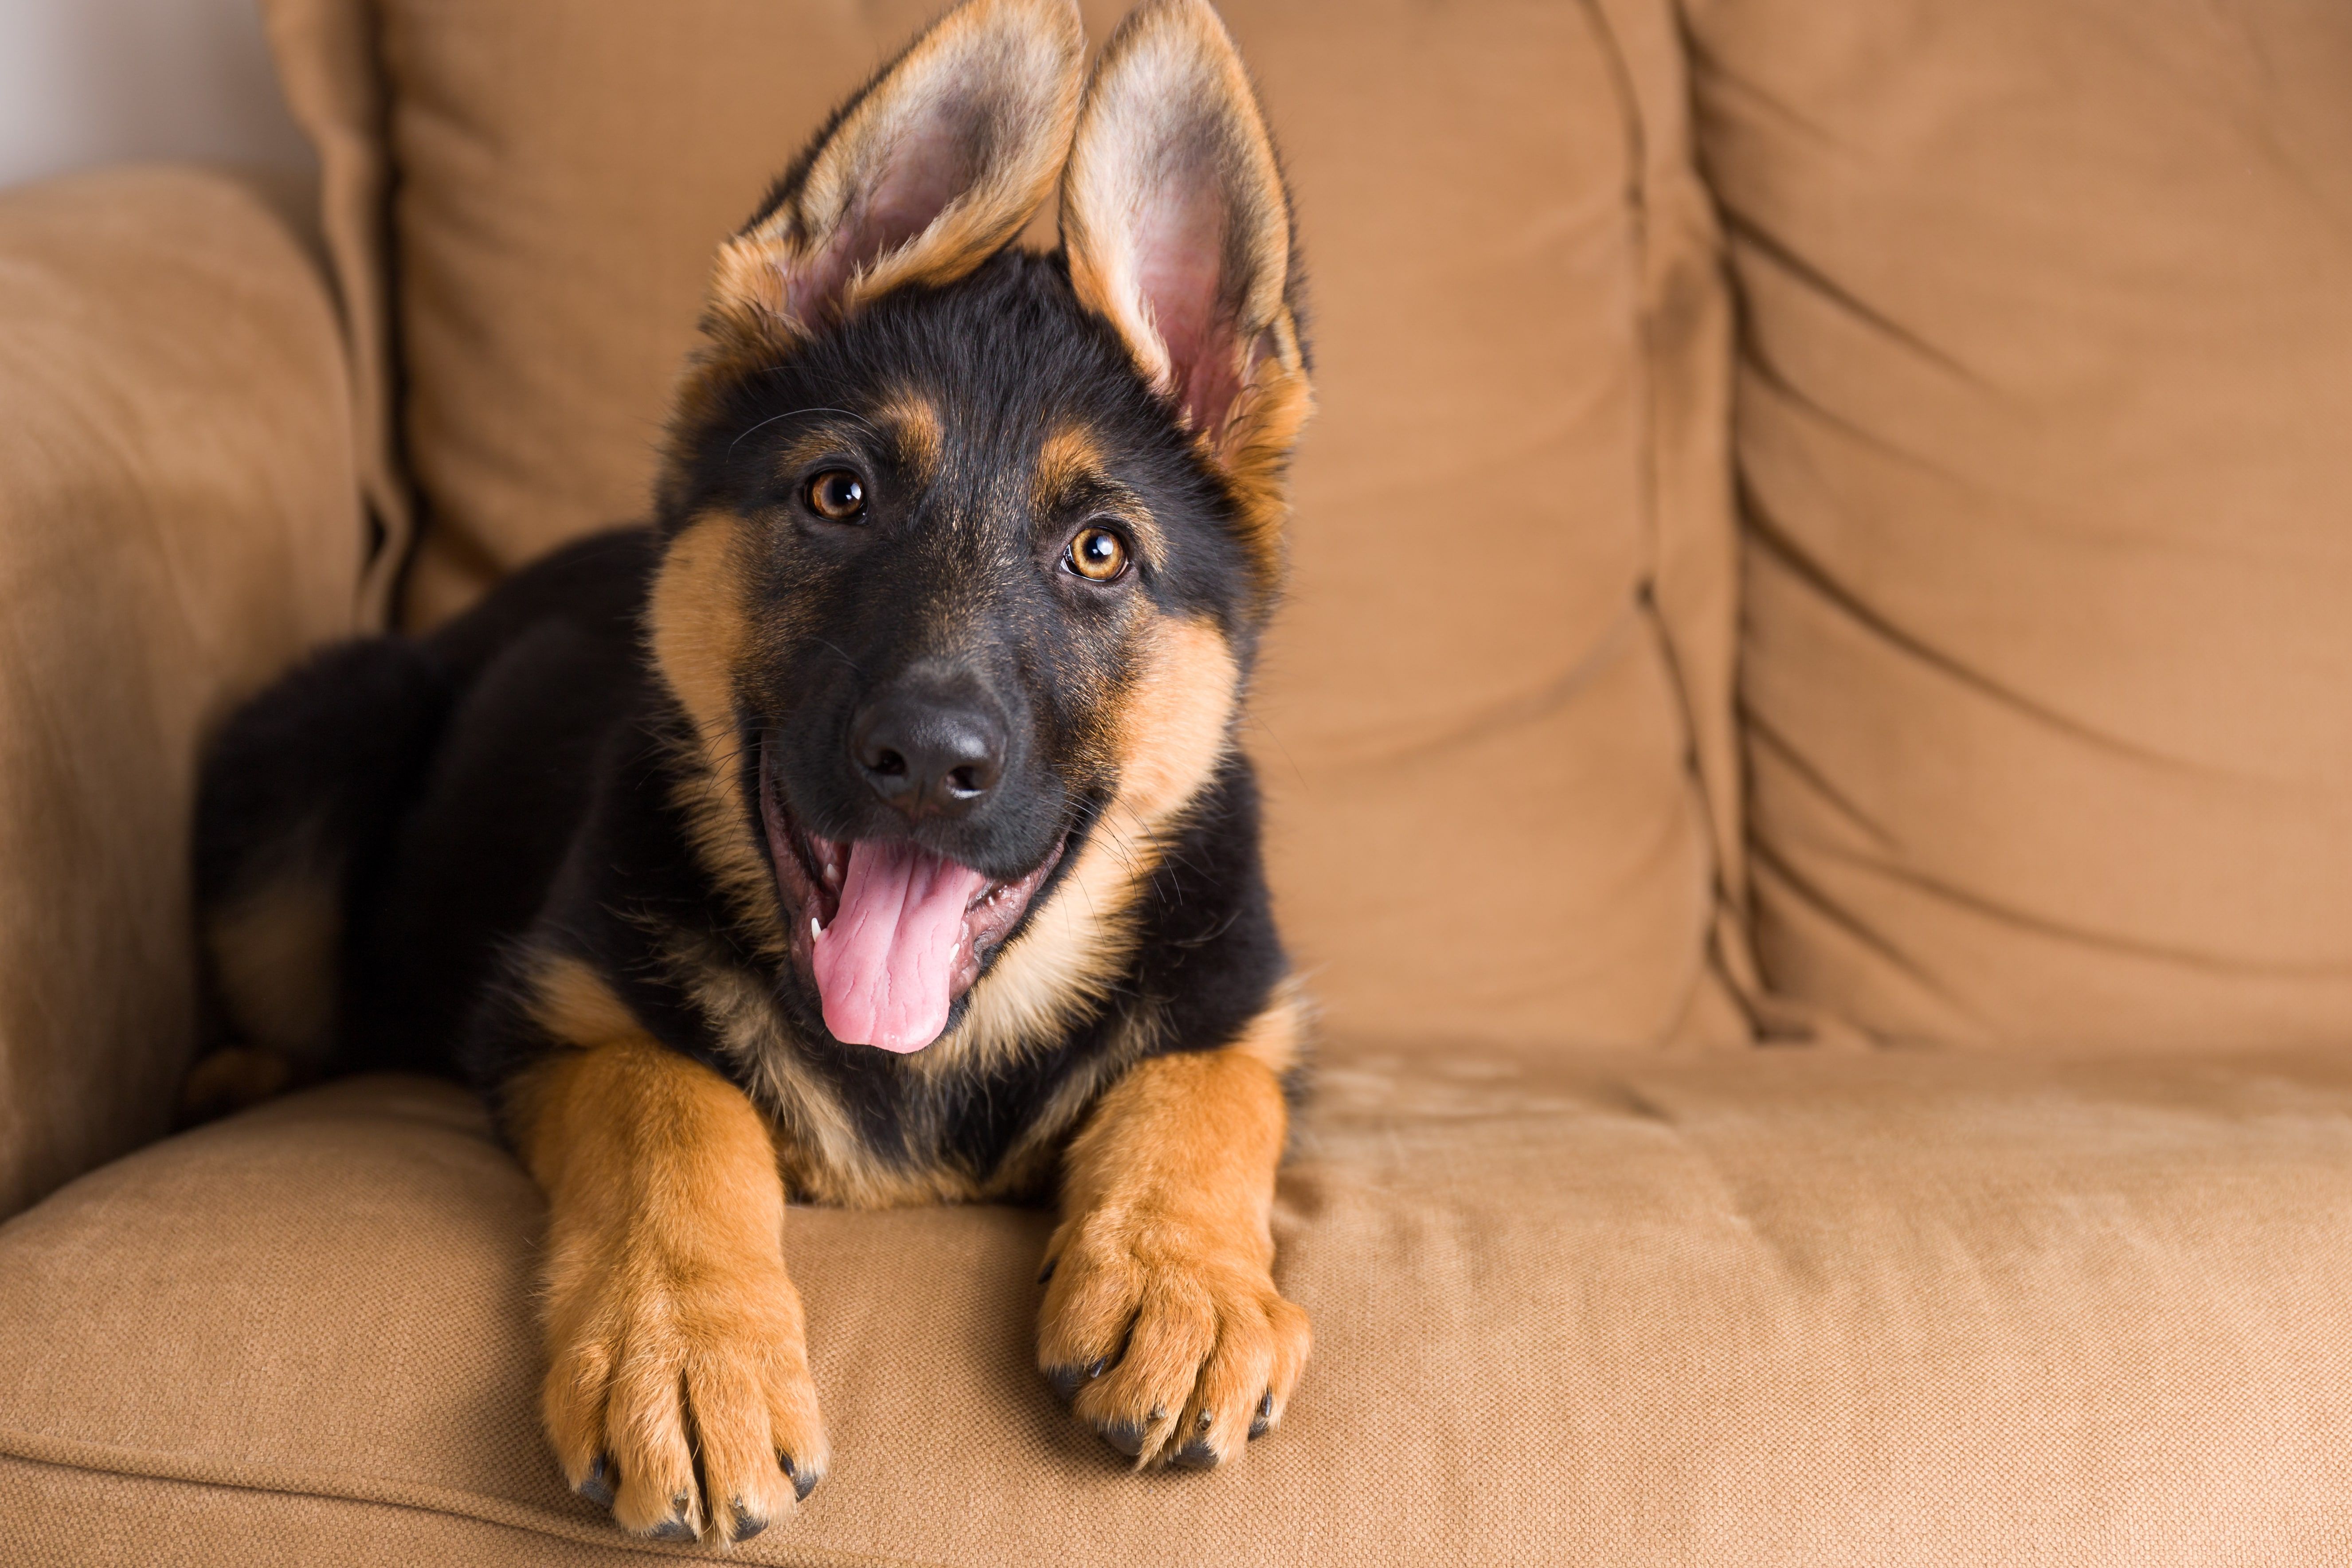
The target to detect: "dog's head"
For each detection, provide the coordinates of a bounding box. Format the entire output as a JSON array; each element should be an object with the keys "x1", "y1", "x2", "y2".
[{"x1": 649, "y1": 0, "x2": 1308, "y2": 1055}]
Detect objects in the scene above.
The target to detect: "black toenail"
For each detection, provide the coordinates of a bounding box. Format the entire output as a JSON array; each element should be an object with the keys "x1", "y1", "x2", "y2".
[
  {"x1": 575, "y1": 1455, "x2": 616, "y2": 1508},
  {"x1": 1249, "y1": 1392, "x2": 1274, "y2": 1439},
  {"x1": 1171, "y1": 1439, "x2": 1219, "y2": 1470},
  {"x1": 1037, "y1": 1258, "x2": 1057, "y2": 1283},
  {"x1": 1098, "y1": 1420, "x2": 1147, "y2": 1457},
  {"x1": 1195, "y1": 1409, "x2": 1213, "y2": 1433},
  {"x1": 782, "y1": 1452, "x2": 819, "y2": 1503},
  {"x1": 731, "y1": 1499, "x2": 768, "y2": 1541},
  {"x1": 646, "y1": 1516, "x2": 694, "y2": 1542},
  {"x1": 1046, "y1": 1365, "x2": 1084, "y2": 1401}
]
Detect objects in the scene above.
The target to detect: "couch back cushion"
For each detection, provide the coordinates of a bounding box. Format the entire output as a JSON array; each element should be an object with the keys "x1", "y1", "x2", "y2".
[
  {"x1": 260, "y1": 0, "x2": 1749, "y2": 1052},
  {"x1": 1687, "y1": 0, "x2": 2352, "y2": 1048}
]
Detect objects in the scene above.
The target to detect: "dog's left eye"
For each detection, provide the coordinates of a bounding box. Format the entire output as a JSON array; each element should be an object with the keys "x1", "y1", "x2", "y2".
[
  {"x1": 805, "y1": 469, "x2": 867, "y2": 521},
  {"x1": 1065, "y1": 525, "x2": 1130, "y2": 583}
]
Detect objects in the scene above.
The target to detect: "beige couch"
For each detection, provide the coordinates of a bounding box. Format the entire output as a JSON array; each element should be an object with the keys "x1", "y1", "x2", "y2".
[{"x1": 4, "y1": 1, "x2": 2351, "y2": 1561}]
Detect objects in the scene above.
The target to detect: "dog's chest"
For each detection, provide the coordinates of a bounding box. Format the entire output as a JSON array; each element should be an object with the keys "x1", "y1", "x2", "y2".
[{"x1": 696, "y1": 967, "x2": 1106, "y2": 1208}]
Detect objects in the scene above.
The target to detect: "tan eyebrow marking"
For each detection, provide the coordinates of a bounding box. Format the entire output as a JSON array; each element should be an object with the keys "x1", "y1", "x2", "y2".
[
  {"x1": 874, "y1": 389, "x2": 943, "y2": 482},
  {"x1": 767, "y1": 392, "x2": 942, "y2": 484},
  {"x1": 773, "y1": 428, "x2": 852, "y2": 475},
  {"x1": 1036, "y1": 424, "x2": 1108, "y2": 504}
]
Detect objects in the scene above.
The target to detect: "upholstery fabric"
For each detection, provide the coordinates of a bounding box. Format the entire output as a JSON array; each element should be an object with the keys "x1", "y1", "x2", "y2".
[
  {"x1": 257, "y1": 0, "x2": 1750, "y2": 1052},
  {"x1": 0, "y1": 167, "x2": 360, "y2": 1218},
  {"x1": 258, "y1": 0, "x2": 412, "y2": 626},
  {"x1": 1687, "y1": 0, "x2": 2352, "y2": 1048},
  {"x1": 7, "y1": 1048, "x2": 2352, "y2": 1564}
]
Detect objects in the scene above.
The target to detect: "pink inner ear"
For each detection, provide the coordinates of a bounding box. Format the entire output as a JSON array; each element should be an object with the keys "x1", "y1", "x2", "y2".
[
  {"x1": 1134, "y1": 172, "x2": 1245, "y2": 435},
  {"x1": 787, "y1": 116, "x2": 982, "y2": 325}
]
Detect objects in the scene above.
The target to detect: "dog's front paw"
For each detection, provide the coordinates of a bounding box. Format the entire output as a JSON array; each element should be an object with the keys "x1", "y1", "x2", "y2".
[
  {"x1": 541, "y1": 1247, "x2": 827, "y2": 1544},
  {"x1": 1037, "y1": 1212, "x2": 1310, "y2": 1470}
]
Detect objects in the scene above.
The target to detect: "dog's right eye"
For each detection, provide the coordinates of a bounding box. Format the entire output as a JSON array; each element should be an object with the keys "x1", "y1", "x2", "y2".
[{"x1": 805, "y1": 469, "x2": 867, "y2": 521}]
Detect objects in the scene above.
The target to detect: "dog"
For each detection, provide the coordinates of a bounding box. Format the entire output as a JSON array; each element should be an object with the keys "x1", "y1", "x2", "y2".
[{"x1": 184, "y1": 0, "x2": 1314, "y2": 1545}]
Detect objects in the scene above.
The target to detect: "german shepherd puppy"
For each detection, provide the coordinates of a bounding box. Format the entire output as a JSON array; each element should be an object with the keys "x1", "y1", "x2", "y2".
[{"x1": 186, "y1": 0, "x2": 1313, "y2": 1545}]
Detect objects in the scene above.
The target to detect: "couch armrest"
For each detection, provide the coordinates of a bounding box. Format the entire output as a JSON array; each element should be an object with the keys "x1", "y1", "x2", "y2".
[{"x1": 0, "y1": 165, "x2": 360, "y2": 1218}]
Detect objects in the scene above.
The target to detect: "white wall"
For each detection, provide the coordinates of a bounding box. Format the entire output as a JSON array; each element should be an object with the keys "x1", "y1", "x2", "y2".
[{"x1": 0, "y1": 0, "x2": 309, "y2": 190}]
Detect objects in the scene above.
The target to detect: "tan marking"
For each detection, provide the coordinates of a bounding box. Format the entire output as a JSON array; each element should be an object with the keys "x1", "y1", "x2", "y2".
[
  {"x1": 876, "y1": 387, "x2": 944, "y2": 483},
  {"x1": 1035, "y1": 423, "x2": 1108, "y2": 504},
  {"x1": 648, "y1": 510, "x2": 751, "y2": 744},
  {"x1": 708, "y1": 0, "x2": 1083, "y2": 336},
  {"x1": 1060, "y1": 0, "x2": 1310, "y2": 595},
  {"x1": 517, "y1": 1029, "x2": 827, "y2": 1545},
  {"x1": 527, "y1": 955, "x2": 645, "y2": 1052},
  {"x1": 1110, "y1": 614, "x2": 1239, "y2": 822},
  {"x1": 1226, "y1": 978, "x2": 1310, "y2": 1079},
  {"x1": 646, "y1": 511, "x2": 788, "y2": 961},
  {"x1": 1214, "y1": 344, "x2": 1314, "y2": 593},
  {"x1": 1037, "y1": 1034, "x2": 1311, "y2": 1469},
  {"x1": 770, "y1": 427, "x2": 861, "y2": 477},
  {"x1": 207, "y1": 863, "x2": 340, "y2": 1063}
]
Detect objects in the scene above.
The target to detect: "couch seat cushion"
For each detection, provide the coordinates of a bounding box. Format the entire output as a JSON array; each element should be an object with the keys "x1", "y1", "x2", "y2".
[{"x1": 4, "y1": 1044, "x2": 2351, "y2": 1564}]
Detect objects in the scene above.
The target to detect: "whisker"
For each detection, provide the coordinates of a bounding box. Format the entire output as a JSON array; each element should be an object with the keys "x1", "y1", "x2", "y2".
[
  {"x1": 725, "y1": 405, "x2": 881, "y2": 459},
  {"x1": 805, "y1": 637, "x2": 864, "y2": 676}
]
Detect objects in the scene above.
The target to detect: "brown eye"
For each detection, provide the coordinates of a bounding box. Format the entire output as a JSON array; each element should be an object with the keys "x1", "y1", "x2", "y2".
[
  {"x1": 1066, "y1": 525, "x2": 1129, "y2": 582},
  {"x1": 806, "y1": 469, "x2": 865, "y2": 520}
]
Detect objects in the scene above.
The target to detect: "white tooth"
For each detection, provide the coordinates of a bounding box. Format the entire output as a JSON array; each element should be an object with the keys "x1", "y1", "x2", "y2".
[{"x1": 811, "y1": 917, "x2": 822, "y2": 941}]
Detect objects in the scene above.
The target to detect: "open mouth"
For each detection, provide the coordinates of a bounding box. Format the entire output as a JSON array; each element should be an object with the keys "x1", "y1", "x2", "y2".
[{"x1": 757, "y1": 743, "x2": 1062, "y2": 1053}]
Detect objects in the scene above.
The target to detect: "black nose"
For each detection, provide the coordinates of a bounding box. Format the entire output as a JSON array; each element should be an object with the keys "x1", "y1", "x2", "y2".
[{"x1": 851, "y1": 687, "x2": 1006, "y2": 820}]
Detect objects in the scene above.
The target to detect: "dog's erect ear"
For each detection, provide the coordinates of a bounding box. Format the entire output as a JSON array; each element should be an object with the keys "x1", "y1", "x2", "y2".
[
  {"x1": 1061, "y1": 0, "x2": 1307, "y2": 494},
  {"x1": 711, "y1": 0, "x2": 1084, "y2": 336}
]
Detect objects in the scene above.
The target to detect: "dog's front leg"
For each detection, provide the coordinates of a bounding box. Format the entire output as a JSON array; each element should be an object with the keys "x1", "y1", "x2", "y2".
[
  {"x1": 1037, "y1": 1032, "x2": 1312, "y2": 1469},
  {"x1": 516, "y1": 1035, "x2": 825, "y2": 1544}
]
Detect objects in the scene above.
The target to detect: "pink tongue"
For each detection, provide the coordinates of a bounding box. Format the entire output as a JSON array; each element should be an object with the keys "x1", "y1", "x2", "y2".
[{"x1": 810, "y1": 839, "x2": 988, "y2": 1052}]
